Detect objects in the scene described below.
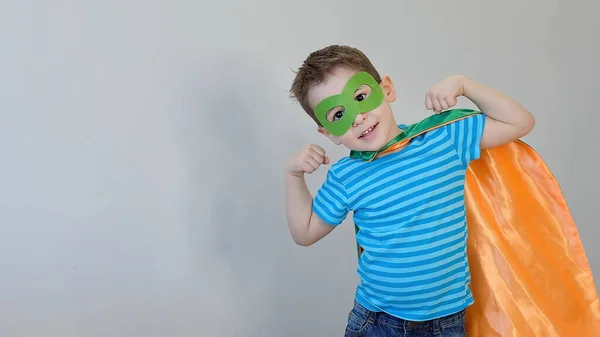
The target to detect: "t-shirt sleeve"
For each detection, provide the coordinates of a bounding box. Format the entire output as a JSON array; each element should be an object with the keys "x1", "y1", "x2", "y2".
[
  {"x1": 312, "y1": 168, "x2": 349, "y2": 226},
  {"x1": 444, "y1": 113, "x2": 486, "y2": 166}
]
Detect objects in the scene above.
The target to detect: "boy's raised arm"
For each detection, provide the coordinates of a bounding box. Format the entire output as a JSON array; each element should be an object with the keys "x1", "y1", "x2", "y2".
[
  {"x1": 460, "y1": 76, "x2": 536, "y2": 149},
  {"x1": 425, "y1": 75, "x2": 535, "y2": 150},
  {"x1": 285, "y1": 144, "x2": 337, "y2": 246}
]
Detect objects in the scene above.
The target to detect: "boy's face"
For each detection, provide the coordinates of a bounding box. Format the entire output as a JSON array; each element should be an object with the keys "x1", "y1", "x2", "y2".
[{"x1": 307, "y1": 67, "x2": 400, "y2": 152}]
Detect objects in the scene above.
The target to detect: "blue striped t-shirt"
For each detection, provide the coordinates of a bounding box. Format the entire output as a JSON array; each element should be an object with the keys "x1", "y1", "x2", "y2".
[{"x1": 313, "y1": 114, "x2": 486, "y2": 321}]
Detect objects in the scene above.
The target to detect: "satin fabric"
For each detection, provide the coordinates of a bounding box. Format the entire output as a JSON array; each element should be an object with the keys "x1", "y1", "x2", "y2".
[
  {"x1": 352, "y1": 109, "x2": 600, "y2": 335},
  {"x1": 463, "y1": 140, "x2": 600, "y2": 336}
]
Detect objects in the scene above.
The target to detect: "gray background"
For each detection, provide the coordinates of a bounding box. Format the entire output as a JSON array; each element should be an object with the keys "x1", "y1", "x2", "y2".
[{"x1": 0, "y1": 1, "x2": 598, "y2": 336}]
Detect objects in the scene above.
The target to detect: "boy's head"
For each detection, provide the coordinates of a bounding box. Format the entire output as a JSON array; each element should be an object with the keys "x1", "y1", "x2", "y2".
[{"x1": 290, "y1": 45, "x2": 400, "y2": 152}]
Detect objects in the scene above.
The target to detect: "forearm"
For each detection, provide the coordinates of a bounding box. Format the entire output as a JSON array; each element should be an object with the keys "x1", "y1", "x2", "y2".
[
  {"x1": 285, "y1": 173, "x2": 314, "y2": 244},
  {"x1": 462, "y1": 76, "x2": 535, "y2": 130}
]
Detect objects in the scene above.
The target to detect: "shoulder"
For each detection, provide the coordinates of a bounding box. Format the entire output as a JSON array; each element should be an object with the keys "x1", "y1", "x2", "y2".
[
  {"x1": 403, "y1": 113, "x2": 485, "y2": 153},
  {"x1": 446, "y1": 111, "x2": 485, "y2": 126},
  {"x1": 326, "y1": 155, "x2": 367, "y2": 182},
  {"x1": 437, "y1": 112, "x2": 486, "y2": 137}
]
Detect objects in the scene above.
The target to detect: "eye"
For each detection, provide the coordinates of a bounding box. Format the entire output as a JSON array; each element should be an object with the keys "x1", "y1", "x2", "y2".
[
  {"x1": 326, "y1": 106, "x2": 345, "y2": 122},
  {"x1": 354, "y1": 85, "x2": 371, "y2": 102}
]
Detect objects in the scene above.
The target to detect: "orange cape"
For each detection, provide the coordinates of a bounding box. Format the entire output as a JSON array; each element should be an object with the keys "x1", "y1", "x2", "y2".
[{"x1": 353, "y1": 109, "x2": 600, "y2": 336}]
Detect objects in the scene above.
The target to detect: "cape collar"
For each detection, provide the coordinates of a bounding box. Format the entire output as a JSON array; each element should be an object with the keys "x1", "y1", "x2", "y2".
[
  {"x1": 349, "y1": 125, "x2": 408, "y2": 161},
  {"x1": 349, "y1": 109, "x2": 481, "y2": 162}
]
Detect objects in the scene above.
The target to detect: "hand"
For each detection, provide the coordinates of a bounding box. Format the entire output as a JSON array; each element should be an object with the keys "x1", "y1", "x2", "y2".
[
  {"x1": 286, "y1": 144, "x2": 330, "y2": 177},
  {"x1": 425, "y1": 75, "x2": 469, "y2": 114}
]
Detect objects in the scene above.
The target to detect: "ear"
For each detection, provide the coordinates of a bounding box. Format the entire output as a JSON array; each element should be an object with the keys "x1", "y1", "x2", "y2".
[
  {"x1": 379, "y1": 75, "x2": 397, "y2": 103},
  {"x1": 318, "y1": 127, "x2": 342, "y2": 145}
]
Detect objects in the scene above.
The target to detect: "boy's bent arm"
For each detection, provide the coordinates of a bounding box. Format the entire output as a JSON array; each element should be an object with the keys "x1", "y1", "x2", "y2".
[
  {"x1": 285, "y1": 173, "x2": 336, "y2": 246},
  {"x1": 461, "y1": 76, "x2": 536, "y2": 149}
]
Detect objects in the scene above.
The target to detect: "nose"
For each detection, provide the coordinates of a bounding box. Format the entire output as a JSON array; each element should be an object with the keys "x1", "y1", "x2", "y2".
[{"x1": 353, "y1": 113, "x2": 367, "y2": 126}]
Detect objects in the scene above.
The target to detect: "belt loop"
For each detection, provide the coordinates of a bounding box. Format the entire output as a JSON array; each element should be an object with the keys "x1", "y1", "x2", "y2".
[
  {"x1": 432, "y1": 316, "x2": 441, "y2": 334},
  {"x1": 367, "y1": 309, "x2": 377, "y2": 324}
]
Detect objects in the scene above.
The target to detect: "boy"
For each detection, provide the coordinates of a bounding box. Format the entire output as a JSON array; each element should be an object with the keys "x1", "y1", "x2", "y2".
[{"x1": 285, "y1": 45, "x2": 535, "y2": 336}]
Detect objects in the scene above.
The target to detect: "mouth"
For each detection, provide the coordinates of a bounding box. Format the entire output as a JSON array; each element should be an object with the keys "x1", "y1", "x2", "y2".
[{"x1": 359, "y1": 123, "x2": 378, "y2": 139}]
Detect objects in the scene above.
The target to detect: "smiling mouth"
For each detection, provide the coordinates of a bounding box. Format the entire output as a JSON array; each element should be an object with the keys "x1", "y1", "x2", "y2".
[{"x1": 359, "y1": 123, "x2": 378, "y2": 138}]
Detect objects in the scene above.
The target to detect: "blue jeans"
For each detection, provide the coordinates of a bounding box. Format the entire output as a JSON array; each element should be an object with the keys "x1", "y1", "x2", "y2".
[{"x1": 344, "y1": 300, "x2": 466, "y2": 337}]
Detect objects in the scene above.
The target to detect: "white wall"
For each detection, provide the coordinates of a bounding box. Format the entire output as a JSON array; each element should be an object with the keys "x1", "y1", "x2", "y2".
[{"x1": 0, "y1": 1, "x2": 598, "y2": 336}]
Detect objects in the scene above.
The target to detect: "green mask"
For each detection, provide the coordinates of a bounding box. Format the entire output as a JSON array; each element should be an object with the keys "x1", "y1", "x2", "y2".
[{"x1": 314, "y1": 72, "x2": 384, "y2": 137}]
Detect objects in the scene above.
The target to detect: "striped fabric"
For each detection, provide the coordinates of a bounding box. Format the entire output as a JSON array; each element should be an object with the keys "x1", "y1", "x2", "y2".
[{"x1": 313, "y1": 114, "x2": 486, "y2": 321}]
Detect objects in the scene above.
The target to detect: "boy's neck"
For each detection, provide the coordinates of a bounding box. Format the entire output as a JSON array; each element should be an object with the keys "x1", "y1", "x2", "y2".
[{"x1": 376, "y1": 124, "x2": 405, "y2": 158}]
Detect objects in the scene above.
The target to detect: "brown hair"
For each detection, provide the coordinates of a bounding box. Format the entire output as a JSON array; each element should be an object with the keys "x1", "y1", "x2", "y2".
[{"x1": 289, "y1": 45, "x2": 382, "y2": 126}]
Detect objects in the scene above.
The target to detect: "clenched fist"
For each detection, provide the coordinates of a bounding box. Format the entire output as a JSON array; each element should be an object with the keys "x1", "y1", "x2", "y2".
[
  {"x1": 425, "y1": 75, "x2": 469, "y2": 114},
  {"x1": 286, "y1": 144, "x2": 330, "y2": 177}
]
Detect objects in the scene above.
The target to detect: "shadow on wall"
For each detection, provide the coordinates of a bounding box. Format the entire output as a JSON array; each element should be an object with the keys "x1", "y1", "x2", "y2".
[{"x1": 172, "y1": 50, "x2": 285, "y2": 336}]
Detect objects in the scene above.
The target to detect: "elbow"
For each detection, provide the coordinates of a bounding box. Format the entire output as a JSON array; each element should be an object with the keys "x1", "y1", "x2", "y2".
[
  {"x1": 524, "y1": 113, "x2": 536, "y2": 134},
  {"x1": 293, "y1": 236, "x2": 315, "y2": 247},
  {"x1": 289, "y1": 227, "x2": 314, "y2": 246},
  {"x1": 517, "y1": 111, "x2": 536, "y2": 137},
  {"x1": 526, "y1": 112, "x2": 536, "y2": 130}
]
